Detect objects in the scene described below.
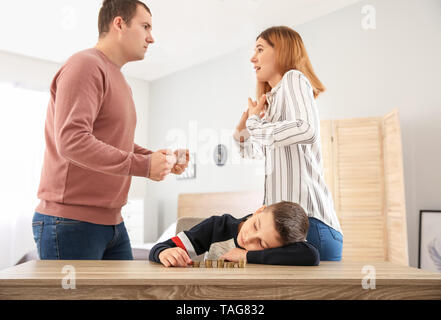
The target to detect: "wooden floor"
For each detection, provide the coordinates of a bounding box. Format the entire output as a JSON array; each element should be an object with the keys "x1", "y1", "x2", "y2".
[{"x1": 0, "y1": 260, "x2": 440, "y2": 300}]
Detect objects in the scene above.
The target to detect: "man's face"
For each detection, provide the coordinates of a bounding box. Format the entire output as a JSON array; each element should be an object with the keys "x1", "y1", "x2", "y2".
[
  {"x1": 120, "y1": 4, "x2": 154, "y2": 61},
  {"x1": 237, "y1": 206, "x2": 284, "y2": 251}
]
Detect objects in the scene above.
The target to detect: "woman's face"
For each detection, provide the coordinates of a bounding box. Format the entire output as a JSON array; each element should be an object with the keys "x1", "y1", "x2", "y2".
[{"x1": 250, "y1": 37, "x2": 280, "y2": 84}]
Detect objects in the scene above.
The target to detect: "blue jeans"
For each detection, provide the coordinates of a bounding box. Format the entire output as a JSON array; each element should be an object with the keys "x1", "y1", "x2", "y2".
[
  {"x1": 32, "y1": 212, "x2": 133, "y2": 260},
  {"x1": 306, "y1": 217, "x2": 343, "y2": 261}
]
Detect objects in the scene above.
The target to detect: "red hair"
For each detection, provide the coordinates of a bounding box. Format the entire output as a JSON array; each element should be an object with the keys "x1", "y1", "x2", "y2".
[{"x1": 256, "y1": 26, "x2": 325, "y2": 100}]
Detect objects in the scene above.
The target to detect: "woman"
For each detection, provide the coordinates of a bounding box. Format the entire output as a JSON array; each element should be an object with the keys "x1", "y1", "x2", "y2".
[{"x1": 233, "y1": 26, "x2": 343, "y2": 261}]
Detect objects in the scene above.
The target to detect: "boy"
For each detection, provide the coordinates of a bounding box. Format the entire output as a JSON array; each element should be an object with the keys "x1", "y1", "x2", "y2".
[{"x1": 149, "y1": 201, "x2": 319, "y2": 266}]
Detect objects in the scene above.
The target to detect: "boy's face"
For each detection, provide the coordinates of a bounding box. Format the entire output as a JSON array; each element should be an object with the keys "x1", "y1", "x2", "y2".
[{"x1": 237, "y1": 206, "x2": 284, "y2": 251}]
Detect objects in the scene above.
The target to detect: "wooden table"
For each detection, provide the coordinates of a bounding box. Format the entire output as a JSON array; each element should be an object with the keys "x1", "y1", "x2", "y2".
[{"x1": 0, "y1": 260, "x2": 440, "y2": 300}]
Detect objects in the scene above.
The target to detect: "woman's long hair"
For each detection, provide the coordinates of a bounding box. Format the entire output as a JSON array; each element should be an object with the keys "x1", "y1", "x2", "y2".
[{"x1": 256, "y1": 26, "x2": 325, "y2": 100}]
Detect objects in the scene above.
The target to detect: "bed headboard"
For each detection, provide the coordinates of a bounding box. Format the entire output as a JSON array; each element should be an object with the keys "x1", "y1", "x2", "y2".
[{"x1": 177, "y1": 191, "x2": 264, "y2": 219}]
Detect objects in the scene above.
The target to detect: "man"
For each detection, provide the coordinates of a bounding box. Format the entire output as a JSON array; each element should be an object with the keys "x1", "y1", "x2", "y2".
[{"x1": 32, "y1": 0, "x2": 189, "y2": 260}]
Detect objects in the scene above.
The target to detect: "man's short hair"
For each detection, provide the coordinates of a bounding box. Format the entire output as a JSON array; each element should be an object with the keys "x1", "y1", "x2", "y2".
[
  {"x1": 98, "y1": 0, "x2": 151, "y2": 38},
  {"x1": 267, "y1": 201, "x2": 309, "y2": 244}
]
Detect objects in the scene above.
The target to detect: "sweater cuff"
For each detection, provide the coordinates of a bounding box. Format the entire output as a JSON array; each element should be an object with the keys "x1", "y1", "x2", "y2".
[
  {"x1": 149, "y1": 245, "x2": 167, "y2": 263},
  {"x1": 154, "y1": 247, "x2": 167, "y2": 263},
  {"x1": 129, "y1": 153, "x2": 151, "y2": 177}
]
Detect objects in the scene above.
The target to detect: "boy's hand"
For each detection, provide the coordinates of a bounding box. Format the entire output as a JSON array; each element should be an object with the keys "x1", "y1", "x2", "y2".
[
  {"x1": 158, "y1": 247, "x2": 192, "y2": 267},
  {"x1": 220, "y1": 248, "x2": 248, "y2": 262}
]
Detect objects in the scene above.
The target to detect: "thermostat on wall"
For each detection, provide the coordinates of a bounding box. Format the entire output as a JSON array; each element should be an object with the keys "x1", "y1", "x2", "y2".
[{"x1": 214, "y1": 144, "x2": 227, "y2": 166}]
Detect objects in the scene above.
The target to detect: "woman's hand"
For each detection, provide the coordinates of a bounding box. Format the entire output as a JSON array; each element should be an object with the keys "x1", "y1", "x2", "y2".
[
  {"x1": 158, "y1": 247, "x2": 192, "y2": 267},
  {"x1": 236, "y1": 95, "x2": 266, "y2": 133},
  {"x1": 234, "y1": 95, "x2": 266, "y2": 142},
  {"x1": 236, "y1": 110, "x2": 249, "y2": 132},
  {"x1": 248, "y1": 94, "x2": 267, "y2": 118}
]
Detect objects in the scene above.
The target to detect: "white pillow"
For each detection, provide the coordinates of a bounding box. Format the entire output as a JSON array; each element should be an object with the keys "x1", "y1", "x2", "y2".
[
  {"x1": 155, "y1": 222, "x2": 177, "y2": 243},
  {"x1": 131, "y1": 222, "x2": 177, "y2": 250}
]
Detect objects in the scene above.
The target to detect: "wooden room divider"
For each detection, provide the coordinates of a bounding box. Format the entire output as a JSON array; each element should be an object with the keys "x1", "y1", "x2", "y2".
[{"x1": 320, "y1": 109, "x2": 408, "y2": 266}]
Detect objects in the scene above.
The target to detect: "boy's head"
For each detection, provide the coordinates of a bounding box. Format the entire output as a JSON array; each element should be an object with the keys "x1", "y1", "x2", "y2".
[{"x1": 237, "y1": 201, "x2": 309, "y2": 251}]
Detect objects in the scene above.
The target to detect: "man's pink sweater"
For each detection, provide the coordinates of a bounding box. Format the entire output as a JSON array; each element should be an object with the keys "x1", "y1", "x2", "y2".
[{"x1": 35, "y1": 48, "x2": 151, "y2": 225}]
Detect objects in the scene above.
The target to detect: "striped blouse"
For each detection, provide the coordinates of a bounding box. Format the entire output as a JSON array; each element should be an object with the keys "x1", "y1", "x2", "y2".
[{"x1": 233, "y1": 69, "x2": 342, "y2": 234}]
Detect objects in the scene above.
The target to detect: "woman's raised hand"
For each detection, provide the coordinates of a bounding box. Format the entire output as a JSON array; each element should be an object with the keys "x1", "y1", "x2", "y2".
[
  {"x1": 236, "y1": 110, "x2": 249, "y2": 132},
  {"x1": 247, "y1": 94, "x2": 267, "y2": 118},
  {"x1": 234, "y1": 95, "x2": 266, "y2": 142}
]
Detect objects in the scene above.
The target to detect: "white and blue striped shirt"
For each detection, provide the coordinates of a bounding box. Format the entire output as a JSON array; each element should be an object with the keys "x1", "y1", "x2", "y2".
[{"x1": 234, "y1": 69, "x2": 342, "y2": 234}]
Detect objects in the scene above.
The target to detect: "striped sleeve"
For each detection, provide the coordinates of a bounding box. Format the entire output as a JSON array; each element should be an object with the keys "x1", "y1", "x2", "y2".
[
  {"x1": 245, "y1": 71, "x2": 317, "y2": 147},
  {"x1": 233, "y1": 128, "x2": 265, "y2": 160}
]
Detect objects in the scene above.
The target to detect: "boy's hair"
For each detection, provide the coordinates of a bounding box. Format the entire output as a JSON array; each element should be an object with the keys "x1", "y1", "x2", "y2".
[
  {"x1": 267, "y1": 201, "x2": 309, "y2": 244},
  {"x1": 98, "y1": 0, "x2": 151, "y2": 38}
]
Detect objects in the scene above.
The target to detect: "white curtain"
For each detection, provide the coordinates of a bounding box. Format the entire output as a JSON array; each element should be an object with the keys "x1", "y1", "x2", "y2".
[{"x1": 0, "y1": 82, "x2": 48, "y2": 270}]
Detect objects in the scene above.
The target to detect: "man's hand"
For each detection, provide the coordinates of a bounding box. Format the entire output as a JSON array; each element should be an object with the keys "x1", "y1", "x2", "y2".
[
  {"x1": 171, "y1": 149, "x2": 189, "y2": 175},
  {"x1": 219, "y1": 248, "x2": 248, "y2": 262},
  {"x1": 158, "y1": 247, "x2": 192, "y2": 267},
  {"x1": 148, "y1": 149, "x2": 176, "y2": 181}
]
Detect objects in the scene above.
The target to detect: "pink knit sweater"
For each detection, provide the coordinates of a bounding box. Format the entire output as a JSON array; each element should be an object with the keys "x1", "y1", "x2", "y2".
[{"x1": 35, "y1": 48, "x2": 151, "y2": 225}]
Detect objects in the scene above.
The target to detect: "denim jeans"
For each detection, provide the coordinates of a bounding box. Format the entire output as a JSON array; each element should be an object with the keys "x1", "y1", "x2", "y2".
[
  {"x1": 32, "y1": 212, "x2": 133, "y2": 260},
  {"x1": 306, "y1": 217, "x2": 343, "y2": 261}
]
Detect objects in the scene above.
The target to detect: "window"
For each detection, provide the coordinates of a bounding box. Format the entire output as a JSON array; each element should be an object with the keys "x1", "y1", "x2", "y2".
[{"x1": 0, "y1": 82, "x2": 48, "y2": 221}]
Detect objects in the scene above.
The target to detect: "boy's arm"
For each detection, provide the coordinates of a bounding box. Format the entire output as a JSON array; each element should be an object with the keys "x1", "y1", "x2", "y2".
[
  {"x1": 149, "y1": 215, "x2": 234, "y2": 262},
  {"x1": 246, "y1": 242, "x2": 320, "y2": 266}
]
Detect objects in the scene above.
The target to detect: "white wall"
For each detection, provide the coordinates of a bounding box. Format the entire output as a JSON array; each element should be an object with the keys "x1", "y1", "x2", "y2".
[
  {"x1": 147, "y1": 0, "x2": 441, "y2": 268},
  {"x1": 147, "y1": 47, "x2": 265, "y2": 234},
  {"x1": 125, "y1": 77, "x2": 150, "y2": 200},
  {"x1": 294, "y1": 0, "x2": 441, "y2": 268},
  {"x1": 0, "y1": 50, "x2": 150, "y2": 270}
]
